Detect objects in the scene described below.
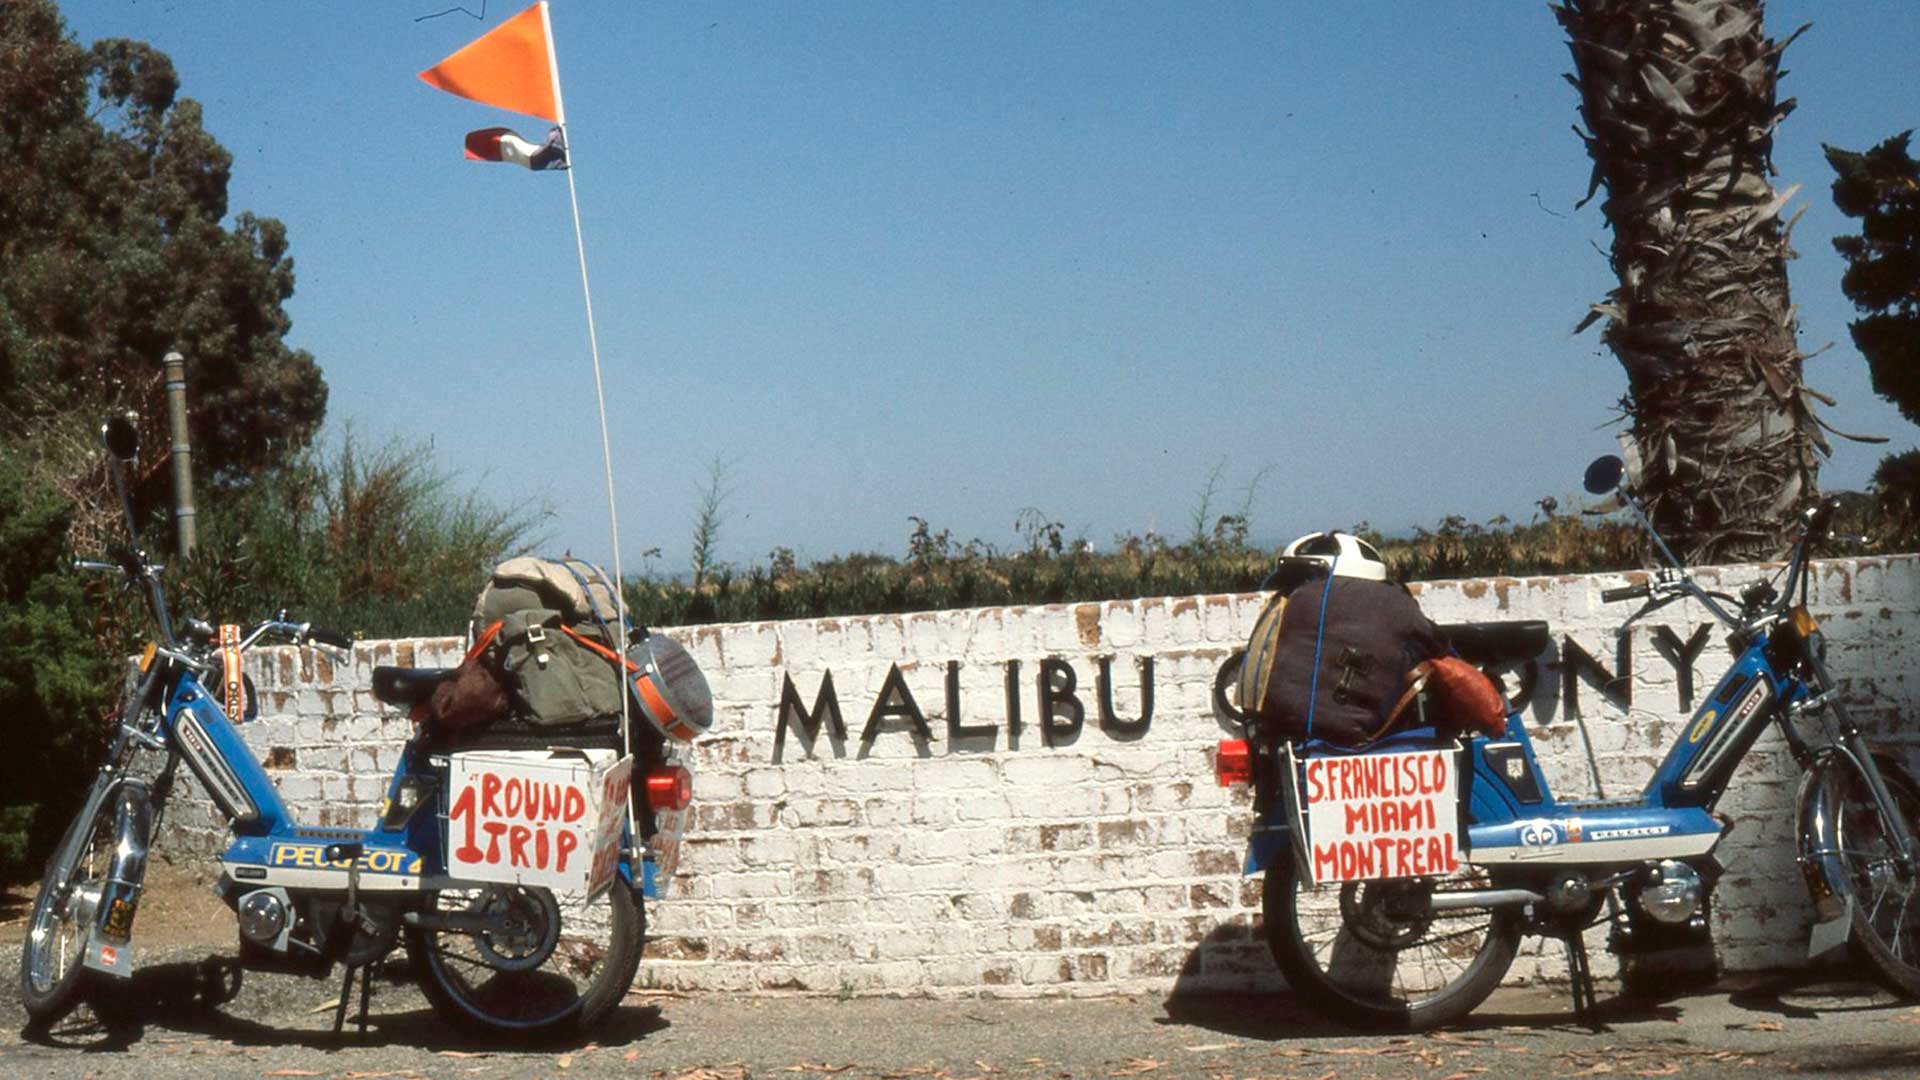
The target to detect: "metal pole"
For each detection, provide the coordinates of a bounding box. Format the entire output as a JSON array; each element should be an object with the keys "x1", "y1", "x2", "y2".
[{"x1": 161, "y1": 350, "x2": 196, "y2": 559}]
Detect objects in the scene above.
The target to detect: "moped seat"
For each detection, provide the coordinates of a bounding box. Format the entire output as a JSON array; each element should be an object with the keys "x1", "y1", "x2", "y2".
[
  {"x1": 371, "y1": 665, "x2": 456, "y2": 707},
  {"x1": 1437, "y1": 620, "x2": 1550, "y2": 665}
]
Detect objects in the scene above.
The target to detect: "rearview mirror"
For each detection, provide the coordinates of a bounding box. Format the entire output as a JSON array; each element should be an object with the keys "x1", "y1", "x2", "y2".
[
  {"x1": 101, "y1": 413, "x2": 140, "y2": 462},
  {"x1": 1583, "y1": 455, "x2": 1624, "y2": 496}
]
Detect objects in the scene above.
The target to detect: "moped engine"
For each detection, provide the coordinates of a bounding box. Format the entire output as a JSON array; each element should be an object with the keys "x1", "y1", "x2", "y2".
[
  {"x1": 1612, "y1": 859, "x2": 1717, "y2": 984},
  {"x1": 232, "y1": 887, "x2": 330, "y2": 977},
  {"x1": 310, "y1": 895, "x2": 403, "y2": 968},
  {"x1": 1634, "y1": 860, "x2": 1704, "y2": 925},
  {"x1": 237, "y1": 887, "x2": 292, "y2": 950}
]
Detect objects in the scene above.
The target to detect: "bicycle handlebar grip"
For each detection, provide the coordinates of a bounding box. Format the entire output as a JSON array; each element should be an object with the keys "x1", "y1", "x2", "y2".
[
  {"x1": 1601, "y1": 584, "x2": 1650, "y2": 603},
  {"x1": 305, "y1": 627, "x2": 353, "y2": 649}
]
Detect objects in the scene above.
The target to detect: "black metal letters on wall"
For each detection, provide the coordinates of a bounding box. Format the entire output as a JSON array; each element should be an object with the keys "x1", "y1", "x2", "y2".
[{"x1": 767, "y1": 624, "x2": 1727, "y2": 762}]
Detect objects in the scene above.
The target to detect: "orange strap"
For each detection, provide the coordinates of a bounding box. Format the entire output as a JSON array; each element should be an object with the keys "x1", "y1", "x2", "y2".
[
  {"x1": 633, "y1": 668, "x2": 685, "y2": 732},
  {"x1": 559, "y1": 624, "x2": 689, "y2": 732},
  {"x1": 559, "y1": 623, "x2": 640, "y2": 672},
  {"x1": 466, "y1": 619, "x2": 505, "y2": 661},
  {"x1": 219, "y1": 623, "x2": 245, "y2": 719}
]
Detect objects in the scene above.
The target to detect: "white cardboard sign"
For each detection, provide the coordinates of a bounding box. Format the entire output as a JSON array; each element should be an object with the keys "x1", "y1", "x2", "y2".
[
  {"x1": 447, "y1": 749, "x2": 632, "y2": 897},
  {"x1": 1297, "y1": 748, "x2": 1461, "y2": 884}
]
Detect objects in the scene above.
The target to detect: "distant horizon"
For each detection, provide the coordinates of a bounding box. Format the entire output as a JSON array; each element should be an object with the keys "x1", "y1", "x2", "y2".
[{"x1": 56, "y1": 1, "x2": 1920, "y2": 579}]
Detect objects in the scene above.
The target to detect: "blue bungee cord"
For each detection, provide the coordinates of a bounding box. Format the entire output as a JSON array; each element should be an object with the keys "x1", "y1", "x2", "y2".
[{"x1": 1301, "y1": 541, "x2": 1339, "y2": 740}]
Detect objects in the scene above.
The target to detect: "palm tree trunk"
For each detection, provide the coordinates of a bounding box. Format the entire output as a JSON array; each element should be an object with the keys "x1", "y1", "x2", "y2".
[{"x1": 1555, "y1": 0, "x2": 1824, "y2": 561}]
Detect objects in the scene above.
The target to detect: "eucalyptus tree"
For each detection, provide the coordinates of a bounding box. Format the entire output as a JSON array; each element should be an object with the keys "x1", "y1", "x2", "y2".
[
  {"x1": 0, "y1": 0, "x2": 328, "y2": 498},
  {"x1": 1555, "y1": 0, "x2": 1839, "y2": 560}
]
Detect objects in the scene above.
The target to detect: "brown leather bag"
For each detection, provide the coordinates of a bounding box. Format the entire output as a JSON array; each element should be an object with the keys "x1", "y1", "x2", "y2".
[
  {"x1": 422, "y1": 620, "x2": 511, "y2": 733},
  {"x1": 1407, "y1": 655, "x2": 1510, "y2": 739}
]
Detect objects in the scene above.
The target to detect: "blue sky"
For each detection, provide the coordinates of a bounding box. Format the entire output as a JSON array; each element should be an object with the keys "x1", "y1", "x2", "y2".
[{"x1": 58, "y1": 2, "x2": 1920, "y2": 577}]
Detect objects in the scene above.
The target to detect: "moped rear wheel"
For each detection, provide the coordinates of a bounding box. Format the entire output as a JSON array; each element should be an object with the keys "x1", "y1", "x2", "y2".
[
  {"x1": 1264, "y1": 857, "x2": 1520, "y2": 1030},
  {"x1": 407, "y1": 880, "x2": 644, "y2": 1037},
  {"x1": 1826, "y1": 758, "x2": 1920, "y2": 997},
  {"x1": 18, "y1": 786, "x2": 140, "y2": 1024}
]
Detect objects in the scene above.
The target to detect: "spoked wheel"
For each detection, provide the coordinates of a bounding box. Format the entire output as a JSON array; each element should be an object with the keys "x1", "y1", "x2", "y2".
[
  {"x1": 18, "y1": 786, "x2": 141, "y2": 1025},
  {"x1": 407, "y1": 881, "x2": 644, "y2": 1037},
  {"x1": 1264, "y1": 856, "x2": 1520, "y2": 1030},
  {"x1": 1827, "y1": 759, "x2": 1920, "y2": 996}
]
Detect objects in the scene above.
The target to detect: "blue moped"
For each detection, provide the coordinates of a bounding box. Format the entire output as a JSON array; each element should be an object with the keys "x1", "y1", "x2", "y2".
[
  {"x1": 19, "y1": 414, "x2": 708, "y2": 1037},
  {"x1": 1216, "y1": 454, "x2": 1920, "y2": 1029}
]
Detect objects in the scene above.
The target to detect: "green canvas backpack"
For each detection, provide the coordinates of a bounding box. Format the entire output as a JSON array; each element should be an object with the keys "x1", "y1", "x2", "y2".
[{"x1": 473, "y1": 556, "x2": 628, "y2": 729}]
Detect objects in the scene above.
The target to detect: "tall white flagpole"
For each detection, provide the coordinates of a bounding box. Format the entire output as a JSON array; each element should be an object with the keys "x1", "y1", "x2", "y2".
[{"x1": 541, "y1": 1, "x2": 642, "y2": 855}]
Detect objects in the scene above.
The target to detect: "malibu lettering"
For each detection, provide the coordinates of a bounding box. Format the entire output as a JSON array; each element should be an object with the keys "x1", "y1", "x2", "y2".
[{"x1": 773, "y1": 656, "x2": 1154, "y2": 763}]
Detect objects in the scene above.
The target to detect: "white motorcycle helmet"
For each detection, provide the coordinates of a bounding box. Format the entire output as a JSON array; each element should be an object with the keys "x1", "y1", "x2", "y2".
[
  {"x1": 1283, "y1": 531, "x2": 1388, "y2": 580},
  {"x1": 1262, "y1": 530, "x2": 1389, "y2": 593}
]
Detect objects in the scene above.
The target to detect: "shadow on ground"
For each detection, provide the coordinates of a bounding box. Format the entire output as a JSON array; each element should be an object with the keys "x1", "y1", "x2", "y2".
[
  {"x1": 1160, "y1": 922, "x2": 1691, "y2": 1038},
  {"x1": 19, "y1": 953, "x2": 670, "y2": 1053},
  {"x1": 1721, "y1": 967, "x2": 1907, "y2": 1019}
]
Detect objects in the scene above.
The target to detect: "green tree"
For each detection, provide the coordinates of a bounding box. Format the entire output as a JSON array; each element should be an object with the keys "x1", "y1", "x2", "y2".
[
  {"x1": 1826, "y1": 131, "x2": 1920, "y2": 535},
  {"x1": 0, "y1": 471, "x2": 119, "y2": 879},
  {"x1": 1555, "y1": 1, "x2": 1828, "y2": 561},
  {"x1": 1827, "y1": 132, "x2": 1920, "y2": 423},
  {"x1": 0, "y1": 0, "x2": 327, "y2": 879},
  {"x1": 0, "y1": 0, "x2": 327, "y2": 501}
]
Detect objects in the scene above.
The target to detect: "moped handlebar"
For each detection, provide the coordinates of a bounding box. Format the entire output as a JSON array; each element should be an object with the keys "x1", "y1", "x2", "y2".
[
  {"x1": 306, "y1": 627, "x2": 354, "y2": 650},
  {"x1": 237, "y1": 619, "x2": 354, "y2": 653},
  {"x1": 1601, "y1": 584, "x2": 1650, "y2": 604}
]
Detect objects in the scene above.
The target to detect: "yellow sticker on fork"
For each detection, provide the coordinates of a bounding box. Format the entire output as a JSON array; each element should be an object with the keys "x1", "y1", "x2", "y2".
[{"x1": 1687, "y1": 708, "x2": 1719, "y2": 744}]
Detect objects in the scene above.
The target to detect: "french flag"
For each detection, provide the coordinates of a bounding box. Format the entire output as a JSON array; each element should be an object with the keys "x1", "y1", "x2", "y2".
[{"x1": 464, "y1": 126, "x2": 568, "y2": 171}]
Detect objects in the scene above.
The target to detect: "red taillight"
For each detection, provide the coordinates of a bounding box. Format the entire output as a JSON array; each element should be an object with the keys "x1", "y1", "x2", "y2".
[
  {"x1": 1215, "y1": 739, "x2": 1253, "y2": 787},
  {"x1": 646, "y1": 766, "x2": 693, "y2": 811}
]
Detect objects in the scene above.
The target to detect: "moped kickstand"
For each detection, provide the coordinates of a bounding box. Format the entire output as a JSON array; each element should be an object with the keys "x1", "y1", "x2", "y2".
[
  {"x1": 1561, "y1": 931, "x2": 1599, "y2": 1028},
  {"x1": 324, "y1": 842, "x2": 376, "y2": 1041}
]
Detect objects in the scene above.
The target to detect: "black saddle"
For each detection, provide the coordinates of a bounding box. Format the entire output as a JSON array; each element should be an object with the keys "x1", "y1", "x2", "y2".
[
  {"x1": 370, "y1": 665, "x2": 455, "y2": 707},
  {"x1": 1437, "y1": 620, "x2": 1550, "y2": 665}
]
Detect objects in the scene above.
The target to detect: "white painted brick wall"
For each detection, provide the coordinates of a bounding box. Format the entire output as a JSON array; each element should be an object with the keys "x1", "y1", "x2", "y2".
[{"x1": 158, "y1": 556, "x2": 1920, "y2": 996}]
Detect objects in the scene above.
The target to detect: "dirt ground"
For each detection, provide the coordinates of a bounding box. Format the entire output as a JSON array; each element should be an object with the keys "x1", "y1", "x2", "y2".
[
  {"x1": 0, "y1": 853, "x2": 232, "y2": 953},
  {"x1": 9, "y1": 859, "x2": 1920, "y2": 1078}
]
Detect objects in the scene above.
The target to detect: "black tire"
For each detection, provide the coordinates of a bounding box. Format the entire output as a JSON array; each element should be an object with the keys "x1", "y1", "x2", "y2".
[
  {"x1": 1827, "y1": 756, "x2": 1920, "y2": 997},
  {"x1": 18, "y1": 787, "x2": 138, "y2": 1025},
  {"x1": 407, "y1": 881, "x2": 645, "y2": 1038},
  {"x1": 1263, "y1": 855, "x2": 1521, "y2": 1031}
]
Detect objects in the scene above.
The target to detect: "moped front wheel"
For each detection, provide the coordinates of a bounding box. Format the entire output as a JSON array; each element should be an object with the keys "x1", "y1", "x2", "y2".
[
  {"x1": 1823, "y1": 757, "x2": 1920, "y2": 997},
  {"x1": 18, "y1": 785, "x2": 142, "y2": 1024},
  {"x1": 407, "y1": 880, "x2": 644, "y2": 1037},
  {"x1": 1263, "y1": 856, "x2": 1520, "y2": 1030}
]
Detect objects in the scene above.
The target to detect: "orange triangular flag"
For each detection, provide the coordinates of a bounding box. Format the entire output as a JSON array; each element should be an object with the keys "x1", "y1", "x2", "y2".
[{"x1": 419, "y1": 1, "x2": 561, "y2": 123}]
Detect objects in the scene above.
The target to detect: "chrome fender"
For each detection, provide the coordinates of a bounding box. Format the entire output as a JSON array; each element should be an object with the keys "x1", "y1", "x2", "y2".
[
  {"x1": 83, "y1": 779, "x2": 152, "y2": 978},
  {"x1": 1796, "y1": 751, "x2": 1859, "y2": 925}
]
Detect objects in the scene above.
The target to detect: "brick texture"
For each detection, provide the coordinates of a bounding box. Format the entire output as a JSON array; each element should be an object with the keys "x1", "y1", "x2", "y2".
[{"x1": 159, "y1": 556, "x2": 1920, "y2": 996}]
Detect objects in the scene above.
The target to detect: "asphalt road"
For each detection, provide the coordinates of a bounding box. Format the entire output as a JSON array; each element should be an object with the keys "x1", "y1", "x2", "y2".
[{"x1": 4, "y1": 944, "x2": 1920, "y2": 1079}]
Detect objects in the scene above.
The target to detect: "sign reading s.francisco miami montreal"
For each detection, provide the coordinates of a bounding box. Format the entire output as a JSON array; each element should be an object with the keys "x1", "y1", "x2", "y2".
[{"x1": 767, "y1": 621, "x2": 1723, "y2": 762}]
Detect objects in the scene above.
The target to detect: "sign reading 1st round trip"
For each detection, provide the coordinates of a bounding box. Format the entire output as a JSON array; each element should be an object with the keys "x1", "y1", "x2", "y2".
[
  {"x1": 1296, "y1": 748, "x2": 1461, "y2": 885},
  {"x1": 446, "y1": 749, "x2": 633, "y2": 897}
]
